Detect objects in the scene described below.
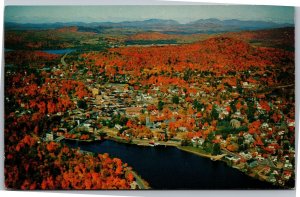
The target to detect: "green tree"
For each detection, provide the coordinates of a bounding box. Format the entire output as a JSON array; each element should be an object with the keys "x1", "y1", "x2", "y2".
[
  {"x1": 77, "y1": 100, "x2": 87, "y2": 109},
  {"x1": 230, "y1": 100, "x2": 237, "y2": 113},
  {"x1": 211, "y1": 105, "x2": 219, "y2": 120},
  {"x1": 203, "y1": 141, "x2": 213, "y2": 153},
  {"x1": 246, "y1": 100, "x2": 255, "y2": 122},
  {"x1": 237, "y1": 79, "x2": 243, "y2": 94},
  {"x1": 172, "y1": 95, "x2": 179, "y2": 104},
  {"x1": 207, "y1": 132, "x2": 215, "y2": 141},
  {"x1": 158, "y1": 100, "x2": 164, "y2": 111},
  {"x1": 183, "y1": 69, "x2": 193, "y2": 81},
  {"x1": 193, "y1": 100, "x2": 203, "y2": 111},
  {"x1": 212, "y1": 143, "x2": 221, "y2": 155},
  {"x1": 164, "y1": 130, "x2": 168, "y2": 142}
]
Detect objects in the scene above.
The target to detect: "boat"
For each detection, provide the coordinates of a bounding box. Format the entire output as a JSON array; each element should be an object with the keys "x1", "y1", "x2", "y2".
[{"x1": 149, "y1": 141, "x2": 160, "y2": 146}]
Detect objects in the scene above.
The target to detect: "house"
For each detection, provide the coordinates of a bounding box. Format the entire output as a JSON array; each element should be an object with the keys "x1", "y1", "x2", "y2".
[
  {"x1": 130, "y1": 181, "x2": 138, "y2": 189},
  {"x1": 240, "y1": 152, "x2": 253, "y2": 160},
  {"x1": 283, "y1": 171, "x2": 292, "y2": 180},
  {"x1": 191, "y1": 137, "x2": 205, "y2": 146},
  {"x1": 248, "y1": 160, "x2": 258, "y2": 168},
  {"x1": 231, "y1": 110, "x2": 243, "y2": 119},
  {"x1": 256, "y1": 155, "x2": 265, "y2": 161},
  {"x1": 261, "y1": 123, "x2": 269, "y2": 129},
  {"x1": 83, "y1": 123, "x2": 91, "y2": 128},
  {"x1": 136, "y1": 96, "x2": 142, "y2": 102},
  {"x1": 256, "y1": 102, "x2": 262, "y2": 110},
  {"x1": 153, "y1": 86, "x2": 160, "y2": 91},
  {"x1": 278, "y1": 130, "x2": 285, "y2": 136},
  {"x1": 151, "y1": 110, "x2": 159, "y2": 116},
  {"x1": 142, "y1": 94, "x2": 152, "y2": 101},
  {"x1": 243, "y1": 82, "x2": 256, "y2": 89},
  {"x1": 263, "y1": 166, "x2": 271, "y2": 174},
  {"x1": 178, "y1": 127, "x2": 188, "y2": 132},
  {"x1": 287, "y1": 119, "x2": 295, "y2": 127},
  {"x1": 268, "y1": 174, "x2": 276, "y2": 183},
  {"x1": 191, "y1": 137, "x2": 197, "y2": 143},
  {"x1": 92, "y1": 88, "x2": 99, "y2": 96},
  {"x1": 146, "y1": 117, "x2": 155, "y2": 129},
  {"x1": 115, "y1": 124, "x2": 123, "y2": 131},
  {"x1": 198, "y1": 138, "x2": 205, "y2": 146},
  {"x1": 284, "y1": 160, "x2": 293, "y2": 169},
  {"x1": 230, "y1": 119, "x2": 241, "y2": 129},
  {"x1": 242, "y1": 82, "x2": 249, "y2": 88},
  {"x1": 225, "y1": 156, "x2": 241, "y2": 165},
  {"x1": 243, "y1": 133, "x2": 254, "y2": 144},
  {"x1": 45, "y1": 133, "x2": 54, "y2": 141},
  {"x1": 56, "y1": 128, "x2": 67, "y2": 136},
  {"x1": 219, "y1": 108, "x2": 229, "y2": 120}
]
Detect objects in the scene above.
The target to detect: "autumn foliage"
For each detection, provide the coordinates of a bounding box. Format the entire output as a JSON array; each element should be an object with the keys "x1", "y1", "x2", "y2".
[
  {"x1": 6, "y1": 136, "x2": 134, "y2": 189},
  {"x1": 5, "y1": 60, "x2": 136, "y2": 190},
  {"x1": 5, "y1": 28, "x2": 295, "y2": 189}
]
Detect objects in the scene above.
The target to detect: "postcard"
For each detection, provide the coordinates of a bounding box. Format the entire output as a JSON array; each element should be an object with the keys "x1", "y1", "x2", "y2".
[{"x1": 4, "y1": 5, "x2": 295, "y2": 189}]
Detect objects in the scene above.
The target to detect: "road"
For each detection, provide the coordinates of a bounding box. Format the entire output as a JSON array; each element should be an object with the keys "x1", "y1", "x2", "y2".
[
  {"x1": 178, "y1": 146, "x2": 227, "y2": 161},
  {"x1": 61, "y1": 52, "x2": 69, "y2": 66},
  {"x1": 55, "y1": 135, "x2": 65, "y2": 142}
]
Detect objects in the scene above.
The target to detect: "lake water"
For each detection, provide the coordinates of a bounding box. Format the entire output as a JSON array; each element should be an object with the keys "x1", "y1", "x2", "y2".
[
  {"x1": 5, "y1": 49, "x2": 14, "y2": 52},
  {"x1": 42, "y1": 49, "x2": 76, "y2": 54},
  {"x1": 4, "y1": 48, "x2": 76, "y2": 55},
  {"x1": 63, "y1": 139, "x2": 280, "y2": 189}
]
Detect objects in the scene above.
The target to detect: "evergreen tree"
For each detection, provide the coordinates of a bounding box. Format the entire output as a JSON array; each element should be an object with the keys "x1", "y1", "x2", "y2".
[
  {"x1": 211, "y1": 105, "x2": 219, "y2": 120},
  {"x1": 172, "y1": 95, "x2": 179, "y2": 104}
]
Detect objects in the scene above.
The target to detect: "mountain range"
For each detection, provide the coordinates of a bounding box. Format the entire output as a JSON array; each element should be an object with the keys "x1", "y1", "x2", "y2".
[{"x1": 5, "y1": 18, "x2": 294, "y2": 34}]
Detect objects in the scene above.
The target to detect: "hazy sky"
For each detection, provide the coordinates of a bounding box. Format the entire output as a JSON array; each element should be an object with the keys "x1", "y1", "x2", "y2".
[{"x1": 5, "y1": 5, "x2": 294, "y2": 24}]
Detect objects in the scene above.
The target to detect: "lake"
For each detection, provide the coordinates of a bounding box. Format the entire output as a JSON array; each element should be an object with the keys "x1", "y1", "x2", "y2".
[
  {"x1": 4, "y1": 48, "x2": 76, "y2": 55},
  {"x1": 42, "y1": 49, "x2": 76, "y2": 54},
  {"x1": 62, "y1": 139, "x2": 280, "y2": 189}
]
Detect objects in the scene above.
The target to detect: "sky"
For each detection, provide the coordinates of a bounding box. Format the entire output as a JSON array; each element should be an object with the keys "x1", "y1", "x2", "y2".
[{"x1": 4, "y1": 5, "x2": 295, "y2": 24}]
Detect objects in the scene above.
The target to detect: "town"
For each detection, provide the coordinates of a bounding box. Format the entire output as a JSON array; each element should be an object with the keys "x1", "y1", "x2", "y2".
[{"x1": 5, "y1": 34, "x2": 295, "y2": 188}]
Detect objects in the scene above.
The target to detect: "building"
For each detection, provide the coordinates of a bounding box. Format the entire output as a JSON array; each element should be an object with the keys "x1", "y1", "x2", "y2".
[
  {"x1": 92, "y1": 88, "x2": 99, "y2": 96},
  {"x1": 146, "y1": 116, "x2": 155, "y2": 129},
  {"x1": 45, "y1": 133, "x2": 54, "y2": 141},
  {"x1": 115, "y1": 124, "x2": 123, "y2": 131}
]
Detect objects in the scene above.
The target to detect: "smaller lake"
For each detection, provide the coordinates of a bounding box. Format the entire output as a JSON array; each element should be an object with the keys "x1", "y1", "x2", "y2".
[
  {"x1": 4, "y1": 48, "x2": 76, "y2": 55},
  {"x1": 5, "y1": 49, "x2": 14, "y2": 52},
  {"x1": 63, "y1": 139, "x2": 280, "y2": 189},
  {"x1": 42, "y1": 49, "x2": 76, "y2": 54}
]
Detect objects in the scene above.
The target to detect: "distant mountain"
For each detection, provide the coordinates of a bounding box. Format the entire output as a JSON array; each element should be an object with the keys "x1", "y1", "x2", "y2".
[
  {"x1": 95, "y1": 19, "x2": 180, "y2": 29},
  {"x1": 189, "y1": 18, "x2": 224, "y2": 25},
  {"x1": 188, "y1": 18, "x2": 290, "y2": 30},
  {"x1": 5, "y1": 18, "x2": 294, "y2": 34},
  {"x1": 5, "y1": 22, "x2": 83, "y2": 30}
]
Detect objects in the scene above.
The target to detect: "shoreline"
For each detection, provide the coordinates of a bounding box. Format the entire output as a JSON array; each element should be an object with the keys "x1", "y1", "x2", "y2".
[
  {"x1": 63, "y1": 135, "x2": 286, "y2": 188},
  {"x1": 103, "y1": 135, "x2": 284, "y2": 188},
  {"x1": 127, "y1": 169, "x2": 151, "y2": 189},
  {"x1": 60, "y1": 138, "x2": 150, "y2": 189},
  {"x1": 63, "y1": 137, "x2": 103, "y2": 143},
  {"x1": 176, "y1": 146, "x2": 227, "y2": 161}
]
